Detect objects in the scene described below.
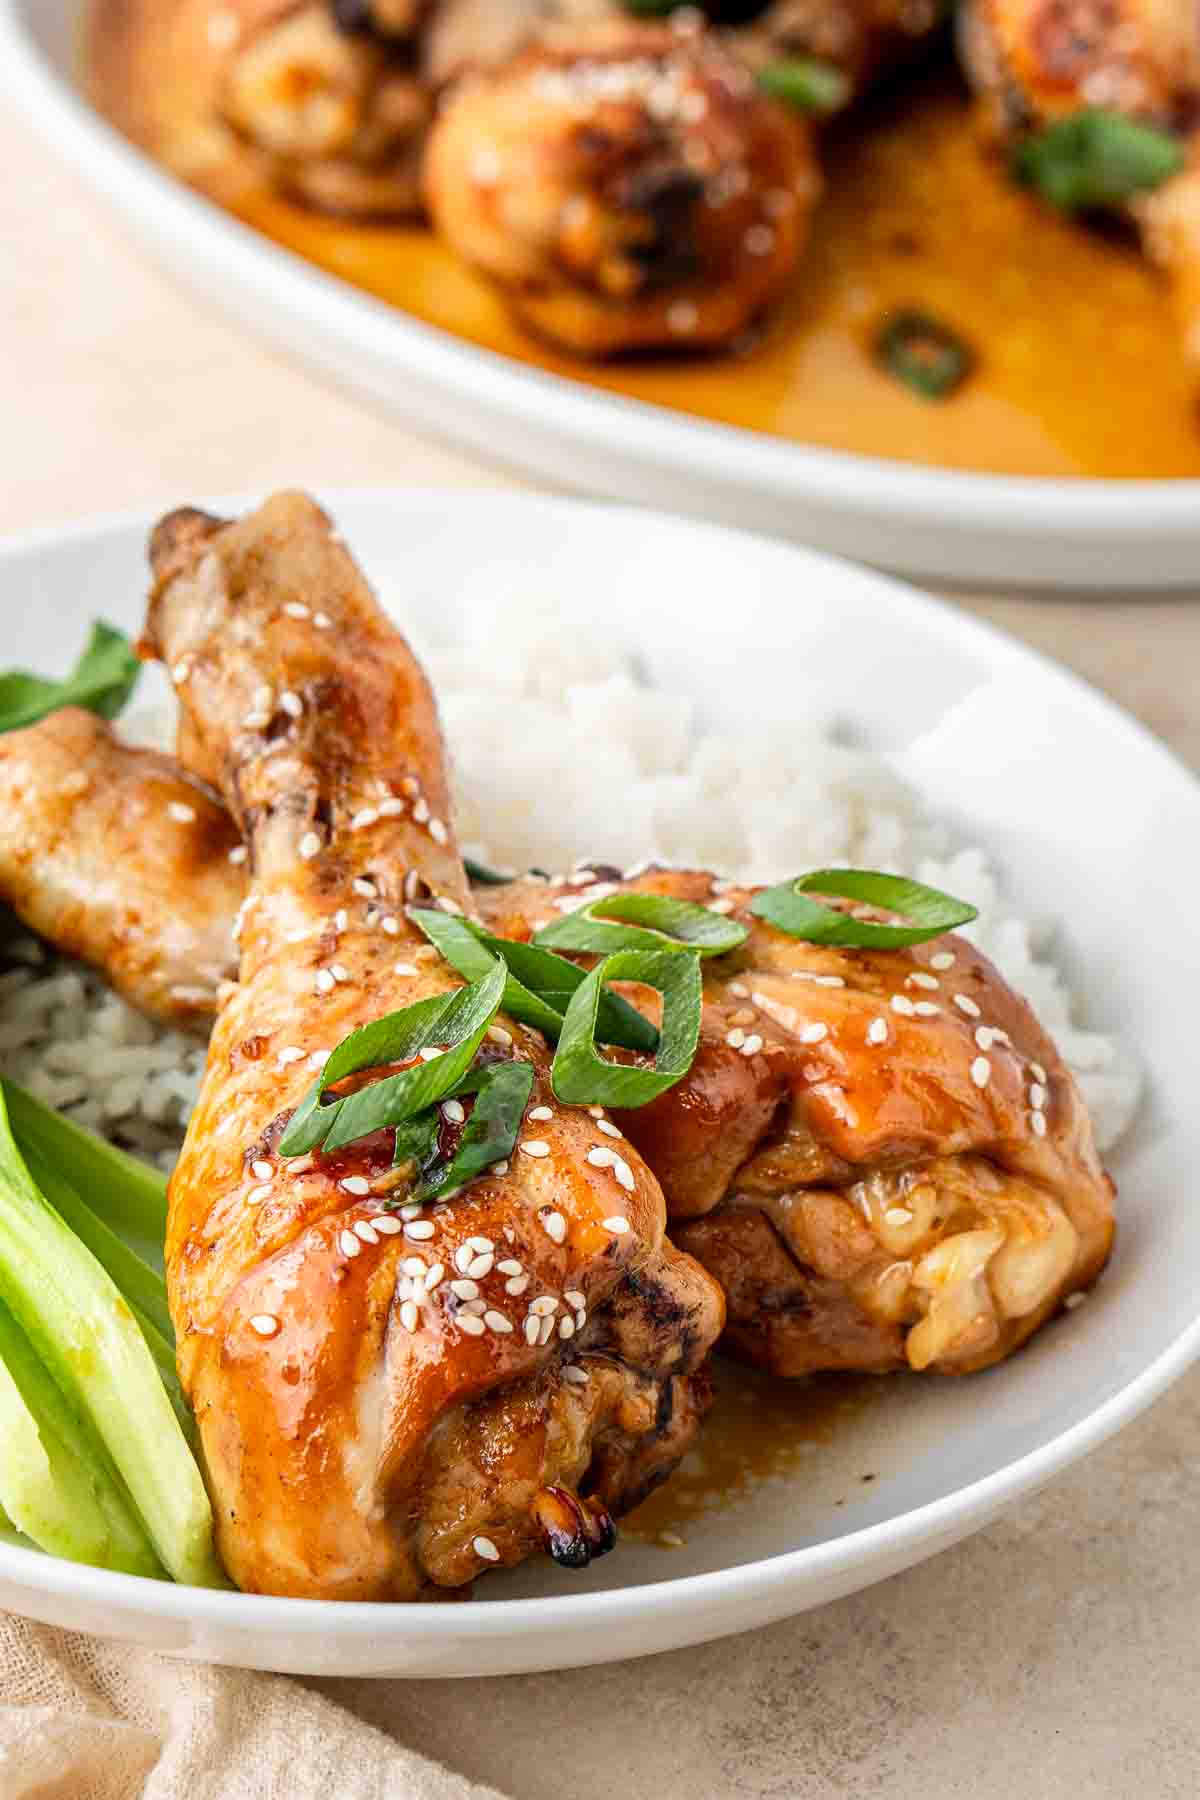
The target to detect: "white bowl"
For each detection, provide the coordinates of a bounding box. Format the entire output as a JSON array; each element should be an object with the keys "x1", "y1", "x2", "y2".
[
  {"x1": 6, "y1": 0, "x2": 1200, "y2": 589},
  {"x1": 0, "y1": 488, "x2": 1195, "y2": 1676}
]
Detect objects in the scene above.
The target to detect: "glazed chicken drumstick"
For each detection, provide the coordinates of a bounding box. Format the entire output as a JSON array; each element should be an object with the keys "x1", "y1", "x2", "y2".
[{"x1": 140, "y1": 491, "x2": 723, "y2": 1599}]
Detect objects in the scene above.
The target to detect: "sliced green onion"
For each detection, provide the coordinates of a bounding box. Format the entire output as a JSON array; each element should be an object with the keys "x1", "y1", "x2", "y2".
[
  {"x1": 534, "y1": 892, "x2": 747, "y2": 959},
  {"x1": 411, "y1": 910, "x2": 658, "y2": 1053},
  {"x1": 0, "y1": 622, "x2": 142, "y2": 735},
  {"x1": 551, "y1": 949, "x2": 702, "y2": 1109},
  {"x1": 463, "y1": 856, "x2": 515, "y2": 886},
  {"x1": 416, "y1": 1061, "x2": 535, "y2": 1201},
  {"x1": 877, "y1": 310, "x2": 973, "y2": 400},
  {"x1": 279, "y1": 958, "x2": 506, "y2": 1155},
  {"x1": 391, "y1": 1109, "x2": 441, "y2": 1176},
  {"x1": 750, "y1": 869, "x2": 977, "y2": 947},
  {"x1": 1014, "y1": 109, "x2": 1184, "y2": 212},
  {"x1": 757, "y1": 57, "x2": 850, "y2": 116}
]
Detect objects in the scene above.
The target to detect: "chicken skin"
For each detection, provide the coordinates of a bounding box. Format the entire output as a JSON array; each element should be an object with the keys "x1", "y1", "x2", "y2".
[
  {"x1": 960, "y1": 0, "x2": 1200, "y2": 373},
  {"x1": 424, "y1": 17, "x2": 815, "y2": 354},
  {"x1": 140, "y1": 491, "x2": 722, "y2": 1600},
  {"x1": 482, "y1": 868, "x2": 1115, "y2": 1376},
  {"x1": 0, "y1": 708, "x2": 240, "y2": 1028}
]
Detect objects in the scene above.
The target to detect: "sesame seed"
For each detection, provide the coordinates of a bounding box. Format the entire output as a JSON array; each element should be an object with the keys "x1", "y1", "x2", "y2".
[
  {"x1": 602, "y1": 1216, "x2": 630, "y2": 1235},
  {"x1": 493, "y1": 1161, "x2": 509, "y2": 1176},
  {"x1": 246, "y1": 1184, "x2": 273, "y2": 1205},
  {"x1": 333, "y1": 908, "x2": 348, "y2": 932},
  {"x1": 172, "y1": 657, "x2": 193, "y2": 684},
  {"x1": 539, "y1": 1315, "x2": 555, "y2": 1346},
  {"x1": 395, "y1": 963, "x2": 419, "y2": 977},
  {"x1": 1031, "y1": 1062, "x2": 1048, "y2": 1084},
  {"x1": 800, "y1": 1022, "x2": 828, "y2": 1044},
  {"x1": 970, "y1": 1057, "x2": 991, "y2": 1089},
  {"x1": 412, "y1": 797, "x2": 430, "y2": 824},
  {"x1": 425, "y1": 1262, "x2": 445, "y2": 1289},
  {"x1": 728, "y1": 982, "x2": 749, "y2": 999},
  {"x1": 299, "y1": 832, "x2": 321, "y2": 861},
  {"x1": 528, "y1": 1105, "x2": 554, "y2": 1122},
  {"x1": 975, "y1": 1027, "x2": 996, "y2": 1051},
  {"x1": 474, "y1": 1535, "x2": 500, "y2": 1562},
  {"x1": 398, "y1": 1257, "x2": 424, "y2": 1277},
  {"x1": 355, "y1": 1220, "x2": 379, "y2": 1245},
  {"x1": 559, "y1": 1315, "x2": 576, "y2": 1340},
  {"x1": 459, "y1": 1314, "x2": 486, "y2": 1337},
  {"x1": 277, "y1": 1046, "x2": 305, "y2": 1065},
  {"x1": 467, "y1": 1253, "x2": 495, "y2": 1279},
  {"x1": 351, "y1": 808, "x2": 379, "y2": 831},
  {"x1": 884, "y1": 1207, "x2": 914, "y2": 1227},
  {"x1": 353, "y1": 877, "x2": 377, "y2": 898},
  {"x1": 283, "y1": 601, "x2": 309, "y2": 619},
  {"x1": 954, "y1": 994, "x2": 981, "y2": 1018},
  {"x1": 248, "y1": 1314, "x2": 279, "y2": 1338},
  {"x1": 314, "y1": 611, "x2": 332, "y2": 630},
  {"x1": 451, "y1": 1279, "x2": 479, "y2": 1302},
  {"x1": 587, "y1": 1147, "x2": 616, "y2": 1168},
  {"x1": 308, "y1": 1049, "x2": 330, "y2": 1069},
  {"x1": 740, "y1": 1034, "x2": 764, "y2": 1057},
  {"x1": 400, "y1": 1203, "x2": 422, "y2": 1220},
  {"x1": 709, "y1": 898, "x2": 735, "y2": 914},
  {"x1": 667, "y1": 299, "x2": 699, "y2": 336},
  {"x1": 542, "y1": 1211, "x2": 567, "y2": 1244},
  {"x1": 419, "y1": 1047, "x2": 443, "y2": 1062},
  {"x1": 612, "y1": 1158, "x2": 636, "y2": 1193},
  {"x1": 565, "y1": 1290, "x2": 585, "y2": 1309},
  {"x1": 330, "y1": 964, "x2": 350, "y2": 984},
  {"x1": 745, "y1": 223, "x2": 775, "y2": 256},
  {"x1": 725, "y1": 1027, "x2": 746, "y2": 1049},
  {"x1": 867, "y1": 1018, "x2": 888, "y2": 1045},
  {"x1": 908, "y1": 972, "x2": 940, "y2": 990},
  {"x1": 575, "y1": 1309, "x2": 587, "y2": 1330},
  {"x1": 563, "y1": 1364, "x2": 588, "y2": 1386},
  {"x1": 399, "y1": 1299, "x2": 419, "y2": 1332},
  {"x1": 467, "y1": 1236, "x2": 494, "y2": 1253},
  {"x1": 435, "y1": 896, "x2": 463, "y2": 915},
  {"x1": 1031, "y1": 1110, "x2": 1048, "y2": 1138},
  {"x1": 341, "y1": 1176, "x2": 370, "y2": 1196},
  {"x1": 497, "y1": 1259, "x2": 522, "y2": 1276},
  {"x1": 521, "y1": 1139, "x2": 551, "y2": 1158},
  {"x1": 914, "y1": 1001, "x2": 941, "y2": 1017},
  {"x1": 374, "y1": 1215, "x2": 404, "y2": 1236},
  {"x1": 251, "y1": 1159, "x2": 273, "y2": 1181},
  {"x1": 524, "y1": 1316, "x2": 541, "y2": 1346},
  {"x1": 405, "y1": 1220, "x2": 435, "y2": 1240},
  {"x1": 228, "y1": 845, "x2": 248, "y2": 865},
  {"x1": 429, "y1": 818, "x2": 449, "y2": 845},
  {"x1": 587, "y1": 1106, "x2": 606, "y2": 1118},
  {"x1": 1030, "y1": 1082, "x2": 1047, "y2": 1109},
  {"x1": 485, "y1": 1310, "x2": 514, "y2": 1334},
  {"x1": 339, "y1": 1230, "x2": 361, "y2": 1259},
  {"x1": 530, "y1": 1296, "x2": 558, "y2": 1318},
  {"x1": 506, "y1": 1274, "x2": 530, "y2": 1296},
  {"x1": 891, "y1": 995, "x2": 916, "y2": 1016},
  {"x1": 442, "y1": 1099, "x2": 466, "y2": 1125},
  {"x1": 167, "y1": 801, "x2": 196, "y2": 825},
  {"x1": 1065, "y1": 1291, "x2": 1087, "y2": 1310},
  {"x1": 454, "y1": 1245, "x2": 474, "y2": 1273},
  {"x1": 488, "y1": 1025, "x2": 513, "y2": 1046},
  {"x1": 380, "y1": 915, "x2": 400, "y2": 936},
  {"x1": 931, "y1": 952, "x2": 955, "y2": 971},
  {"x1": 279, "y1": 691, "x2": 303, "y2": 719}
]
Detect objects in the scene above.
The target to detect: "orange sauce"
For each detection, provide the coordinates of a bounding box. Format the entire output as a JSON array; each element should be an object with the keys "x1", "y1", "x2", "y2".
[
  {"x1": 624, "y1": 1360, "x2": 875, "y2": 1543},
  {"x1": 87, "y1": 1, "x2": 1200, "y2": 479}
]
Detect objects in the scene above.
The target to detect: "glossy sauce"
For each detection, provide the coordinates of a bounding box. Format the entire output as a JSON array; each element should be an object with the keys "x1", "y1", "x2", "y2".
[{"x1": 88, "y1": 0, "x2": 1200, "y2": 479}]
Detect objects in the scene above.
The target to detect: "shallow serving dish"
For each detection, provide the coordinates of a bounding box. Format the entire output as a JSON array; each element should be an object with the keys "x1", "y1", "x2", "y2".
[
  {"x1": 7, "y1": 0, "x2": 1200, "y2": 589},
  {"x1": 0, "y1": 488, "x2": 1196, "y2": 1676}
]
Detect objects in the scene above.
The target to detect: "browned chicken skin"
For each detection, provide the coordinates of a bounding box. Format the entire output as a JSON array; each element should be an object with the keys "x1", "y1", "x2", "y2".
[
  {"x1": 140, "y1": 492, "x2": 722, "y2": 1600},
  {"x1": 0, "y1": 708, "x2": 240, "y2": 1028}
]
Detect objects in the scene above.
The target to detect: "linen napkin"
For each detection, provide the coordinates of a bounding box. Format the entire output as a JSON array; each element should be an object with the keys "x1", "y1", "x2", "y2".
[{"x1": 0, "y1": 1613, "x2": 509, "y2": 1800}]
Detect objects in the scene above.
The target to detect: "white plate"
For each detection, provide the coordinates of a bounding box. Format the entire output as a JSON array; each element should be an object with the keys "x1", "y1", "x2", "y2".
[
  {"x1": 7, "y1": 0, "x2": 1200, "y2": 590},
  {"x1": 0, "y1": 488, "x2": 1197, "y2": 1678}
]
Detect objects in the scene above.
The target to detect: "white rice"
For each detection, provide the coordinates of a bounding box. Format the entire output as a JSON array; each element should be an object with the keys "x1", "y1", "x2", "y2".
[{"x1": 0, "y1": 600, "x2": 1140, "y2": 1163}]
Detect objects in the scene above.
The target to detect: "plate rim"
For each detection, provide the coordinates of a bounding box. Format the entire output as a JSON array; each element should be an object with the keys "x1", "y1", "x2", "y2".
[
  {"x1": 0, "y1": 483, "x2": 1197, "y2": 1650},
  {"x1": 7, "y1": 0, "x2": 1200, "y2": 561}
]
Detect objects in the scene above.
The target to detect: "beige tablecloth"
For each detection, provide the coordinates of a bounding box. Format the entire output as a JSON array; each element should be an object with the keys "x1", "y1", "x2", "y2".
[{"x1": 5, "y1": 101, "x2": 1200, "y2": 1800}]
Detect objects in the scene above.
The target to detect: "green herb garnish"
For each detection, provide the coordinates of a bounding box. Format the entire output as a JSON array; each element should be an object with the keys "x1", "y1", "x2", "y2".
[
  {"x1": 410, "y1": 909, "x2": 658, "y2": 1053},
  {"x1": 750, "y1": 870, "x2": 976, "y2": 947},
  {"x1": 279, "y1": 957, "x2": 506, "y2": 1155},
  {"x1": 757, "y1": 57, "x2": 850, "y2": 115},
  {"x1": 877, "y1": 310, "x2": 973, "y2": 400},
  {"x1": 463, "y1": 856, "x2": 515, "y2": 886},
  {"x1": 415, "y1": 1061, "x2": 535, "y2": 1201},
  {"x1": 0, "y1": 622, "x2": 141, "y2": 735},
  {"x1": 1014, "y1": 109, "x2": 1184, "y2": 212},
  {"x1": 533, "y1": 891, "x2": 747, "y2": 959},
  {"x1": 551, "y1": 949, "x2": 702, "y2": 1109}
]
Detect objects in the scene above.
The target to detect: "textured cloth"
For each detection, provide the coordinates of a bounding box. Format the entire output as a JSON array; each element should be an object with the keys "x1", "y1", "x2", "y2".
[{"x1": 0, "y1": 1615, "x2": 508, "y2": 1800}]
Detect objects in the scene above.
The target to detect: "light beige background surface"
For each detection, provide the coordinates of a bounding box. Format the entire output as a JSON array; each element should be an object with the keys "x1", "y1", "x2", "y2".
[{"x1": 5, "y1": 103, "x2": 1200, "y2": 1799}]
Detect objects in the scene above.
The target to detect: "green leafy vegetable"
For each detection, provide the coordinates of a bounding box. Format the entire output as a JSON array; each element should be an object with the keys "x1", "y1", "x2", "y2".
[
  {"x1": 750, "y1": 869, "x2": 977, "y2": 947},
  {"x1": 757, "y1": 57, "x2": 850, "y2": 115},
  {"x1": 0, "y1": 622, "x2": 142, "y2": 735},
  {"x1": 0, "y1": 1084, "x2": 220, "y2": 1585},
  {"x1": 415, "y1": 1061, "x2": 535, "y2": 1201},
  {"x1": 534, "y1": 891, "x2": 747, "y2": 959},
  {"x1": 551, "y1": 949, "x2": 702, "y2": 1109},
  {"x1": 411, "y1": 910, "x2": 658, "y2": 1053},
  {"x1": 1014, "y1": 109, "x2": 1184, "y2": 212},
  {"x1": 877, "y1": 310, "x2": 973, "y2": 400},
  {"x1": 280, "y1": 958, "x2": 507, "y2": 1155},
  {"x1": 463, "y1": 856, "x2": 515, "y2": 886}
]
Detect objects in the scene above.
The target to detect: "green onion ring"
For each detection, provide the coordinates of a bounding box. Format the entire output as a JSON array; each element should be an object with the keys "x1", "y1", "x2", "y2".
[
  {"x1": 534, "y1": 891, "x2": 747, "y2": 959},
  {"x1": 750, "y1": 870, "x2": 977, "y2": 948},
  {"x1": 551, "y1": 949, "x2": 702, "y2": 1109}
]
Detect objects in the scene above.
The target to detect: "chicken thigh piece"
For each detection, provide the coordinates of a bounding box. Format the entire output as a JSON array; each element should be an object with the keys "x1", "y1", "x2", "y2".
[
  {"x1": 481, "y1": 868, "x2": 1115, "y2": 1377},
  {"x1": 0, "y1": 708, "x2": 241, "y2": 1027},
  {"x1": 423, "y1": 17, "x2": 817, "y2": 354},
  {"x1": 141, "y1": 492, "x2": 722, "y2": 1600}
]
